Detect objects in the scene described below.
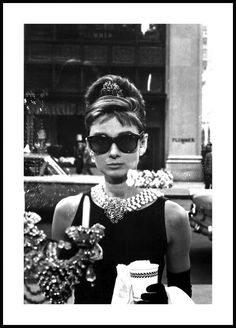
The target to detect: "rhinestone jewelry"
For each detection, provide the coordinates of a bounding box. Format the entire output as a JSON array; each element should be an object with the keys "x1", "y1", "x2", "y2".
[
  {"x1": 91, "y1": 184, "x2": 163, "y2": 223},
  {"x1": 24, "y1": 212, "x2": 105, "y2": 304},
  {"x1": 100, "y1": 80, "x2": 124, "y2": 97}
]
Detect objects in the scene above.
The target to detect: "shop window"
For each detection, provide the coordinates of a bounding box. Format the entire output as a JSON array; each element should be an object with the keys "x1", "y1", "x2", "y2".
[
  {"x1": 24, "y1": 24, "x2": 53, "y2": 40},
  {"x1": 139, "y1": 70, "x2": 164, "y2": 94},
  {"x1": 55, "y1": 63, "x2": 81, "y2": 92},
  {"x1": 55, "y1": 24, "x2": 80, "y2": 39},
  {"x1": 24, "y1": 64, "x2": 52, "y2": 92},
  {"x1": 109, "y1": 67, "x2": 136, "y2": 85}
]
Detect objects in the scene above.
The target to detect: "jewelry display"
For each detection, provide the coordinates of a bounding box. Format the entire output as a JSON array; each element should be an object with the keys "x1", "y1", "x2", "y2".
[
  {"x1": 128, "y1": 169, "x2": 174, "y2": 189},
  {"x1": 24, "y1": 211, "x2": 105, "y2": 304},
  {"x1": 91, "y1": 184, "x2": 163, "y2": 223}
]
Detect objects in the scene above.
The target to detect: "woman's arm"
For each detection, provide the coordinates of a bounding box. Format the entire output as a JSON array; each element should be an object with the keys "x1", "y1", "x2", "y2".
[
  {"x1": 137, "y1": 200, "x2": 192, "y2": 304},
  {"x1": 51, "y1": 193, "x2": 83, "y2": 241},
  {"x1": 165, "y1": 200, "x2": 192, "y2": 297},
  {"x1": 165, "y1": 200, "x2": 192, "y2": 272}
]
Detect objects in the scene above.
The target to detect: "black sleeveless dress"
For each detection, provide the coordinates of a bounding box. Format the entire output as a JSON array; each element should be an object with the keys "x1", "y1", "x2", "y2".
[{"x1": 71, "y1": 191, "x2": 168, "y2": 304}]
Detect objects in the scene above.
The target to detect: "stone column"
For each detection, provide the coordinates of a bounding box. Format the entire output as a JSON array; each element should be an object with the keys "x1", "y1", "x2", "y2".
[{"x1": 165, "y1": 24, "x2": 203, "y2": 181}]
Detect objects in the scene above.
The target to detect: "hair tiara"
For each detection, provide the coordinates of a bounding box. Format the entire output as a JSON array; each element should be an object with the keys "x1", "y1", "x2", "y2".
[{"x1": 99, "y1": 80, "x2": 124, "y2": 97}]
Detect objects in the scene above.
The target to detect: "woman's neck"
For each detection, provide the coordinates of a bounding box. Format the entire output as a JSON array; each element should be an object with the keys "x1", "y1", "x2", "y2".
[{"x1": 104, "y1": 179, "x2": 137, "y2": 199}]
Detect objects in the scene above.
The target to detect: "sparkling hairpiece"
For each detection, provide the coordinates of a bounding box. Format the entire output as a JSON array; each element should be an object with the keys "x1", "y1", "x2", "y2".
[{"x1": 100, "y1": 80, "x2": 124, "y2": 97}]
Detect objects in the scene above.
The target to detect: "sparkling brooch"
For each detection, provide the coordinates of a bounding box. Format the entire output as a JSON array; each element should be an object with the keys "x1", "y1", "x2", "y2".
[{"x1": 24, "y1": 211, "x2": 105, "y2": 304}]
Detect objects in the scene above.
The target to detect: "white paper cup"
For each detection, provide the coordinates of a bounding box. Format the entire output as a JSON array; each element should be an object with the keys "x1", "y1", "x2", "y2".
[{"x1": 129, "y1": 264, "x2": 159, "y2": 302}]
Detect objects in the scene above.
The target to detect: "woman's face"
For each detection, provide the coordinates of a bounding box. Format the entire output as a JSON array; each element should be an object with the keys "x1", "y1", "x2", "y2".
[{"x1": 88, "y1": 116, "x2": 147, "y2": 183}]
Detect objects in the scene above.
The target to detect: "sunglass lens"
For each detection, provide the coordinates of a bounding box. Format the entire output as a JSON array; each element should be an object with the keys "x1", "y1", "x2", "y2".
[
  {"x1": 89, "y1": 135, "x2": 111, "y2": 154},
  {"x1": 117, "y1": 134, "x2": 139, "y2": 153}
]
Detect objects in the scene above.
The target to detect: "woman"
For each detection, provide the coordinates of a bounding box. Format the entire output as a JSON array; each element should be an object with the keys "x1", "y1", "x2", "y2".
[{"x1": 52, "y1": 75, "x2": 192, "y2": 304}]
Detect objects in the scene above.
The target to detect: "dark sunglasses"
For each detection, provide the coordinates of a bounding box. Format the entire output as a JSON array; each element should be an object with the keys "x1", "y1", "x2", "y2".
[{"x1": 86, "y1": 131, "x2": 144, "y2": 155}]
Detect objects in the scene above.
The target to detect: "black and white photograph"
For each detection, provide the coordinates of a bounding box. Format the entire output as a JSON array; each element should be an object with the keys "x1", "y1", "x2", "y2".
[{"x1": 3, "y1": 3, "x2": 233, "y2": 326}]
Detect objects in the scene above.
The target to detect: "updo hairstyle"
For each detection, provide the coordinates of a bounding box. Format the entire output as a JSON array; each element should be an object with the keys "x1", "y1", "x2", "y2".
[{"x1": 84, "y1": 75, "x2": 146, "y2": 135}]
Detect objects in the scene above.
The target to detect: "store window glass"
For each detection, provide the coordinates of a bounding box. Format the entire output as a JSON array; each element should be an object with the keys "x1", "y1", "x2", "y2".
[
  {"x1": 110, "y1": 67, "x2": 136, "y2": 85},
  {"x1": 55, "y1": 62, "x2": 81, "y2": 92},
  {"x1": 138, "y1": 69, "x2": 164, "y2": 94}
]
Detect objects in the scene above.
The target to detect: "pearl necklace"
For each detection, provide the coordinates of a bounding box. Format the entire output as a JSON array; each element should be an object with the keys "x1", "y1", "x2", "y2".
[{"x1": 91, "y1": 183, "x2": 163, "y2": 223}]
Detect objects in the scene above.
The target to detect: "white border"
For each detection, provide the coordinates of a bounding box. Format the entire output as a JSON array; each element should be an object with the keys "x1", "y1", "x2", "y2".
[{"x1": 3, "y1": 3, "x2": 233, "y2": 325}]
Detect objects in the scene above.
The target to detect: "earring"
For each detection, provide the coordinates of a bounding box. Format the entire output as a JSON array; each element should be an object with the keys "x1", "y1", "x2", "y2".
[
  {"x1": 90, "y1": 150, "x2": 96, "y2": 161},
  {"x1": 139, "y1": 148, "x2": 144, "y2": 156}
]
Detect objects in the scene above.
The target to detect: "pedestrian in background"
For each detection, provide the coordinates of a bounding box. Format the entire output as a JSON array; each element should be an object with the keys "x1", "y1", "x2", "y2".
[
  {"x1": 74, "y1": 134, "x2": 85, "y2": 174},
  {"x1": 203, "y1": 142, "x2": 212, "y2": 189}
]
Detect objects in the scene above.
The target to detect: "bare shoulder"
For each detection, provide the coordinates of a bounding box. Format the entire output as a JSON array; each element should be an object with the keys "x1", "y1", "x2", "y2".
[
  {"x1": 52, "y1": 193, "x2": 83, "y2": 241},
  {"x1": 165, "y1": 200, "x2": 188, "y2": 225},
  {"x1": 164, "y1": 200, "x2": 191, "y2": 243}
]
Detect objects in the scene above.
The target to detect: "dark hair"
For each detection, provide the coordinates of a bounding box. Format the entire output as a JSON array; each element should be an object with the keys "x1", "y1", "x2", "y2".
[{"x1": 84, "y1": 75, "x2": 146, "y2": 135}]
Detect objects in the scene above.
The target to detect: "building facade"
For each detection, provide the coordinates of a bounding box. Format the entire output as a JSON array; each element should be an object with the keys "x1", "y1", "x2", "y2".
[{"x1": 24, "y1": 24, "x2": 203, "y2": 181}]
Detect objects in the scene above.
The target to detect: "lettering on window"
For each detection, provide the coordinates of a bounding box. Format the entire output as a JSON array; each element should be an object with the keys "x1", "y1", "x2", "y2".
[{"x1": 172, "y1": 138, "x2": 195, "y2": 144}]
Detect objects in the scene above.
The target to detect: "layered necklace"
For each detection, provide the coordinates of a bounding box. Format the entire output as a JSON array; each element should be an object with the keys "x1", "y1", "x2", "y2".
[{"x1": 91, "y1": 183, "x2": 163, "y2": 223}]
